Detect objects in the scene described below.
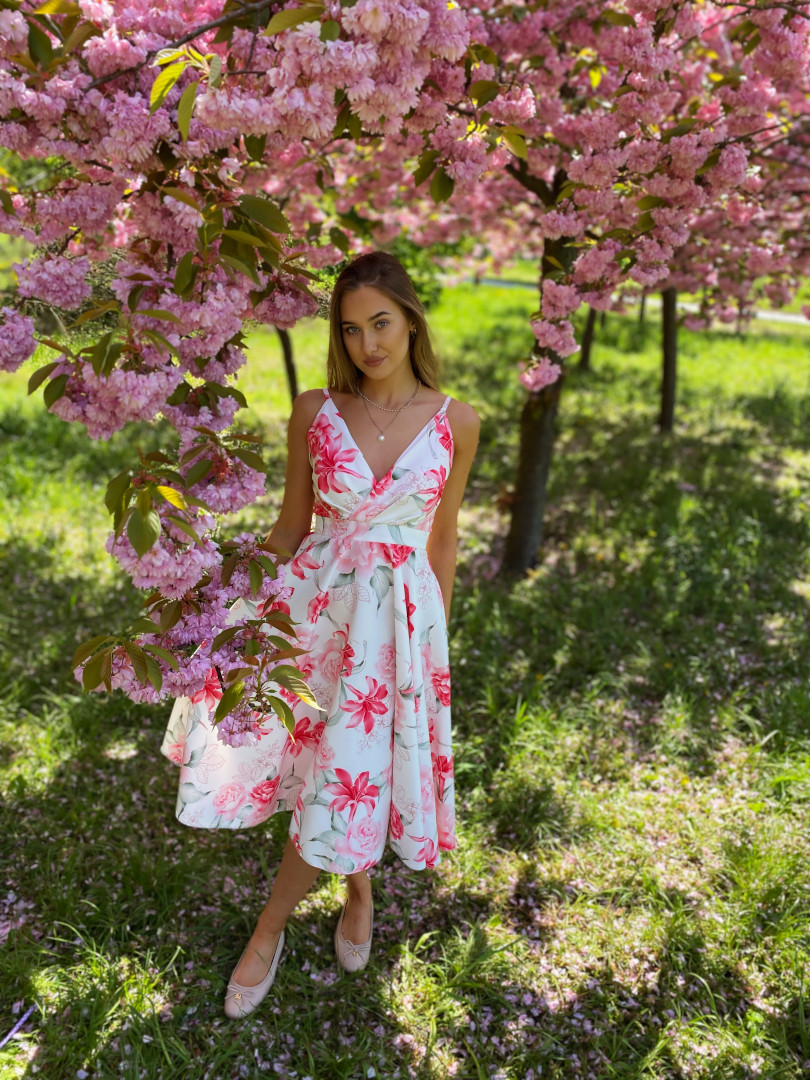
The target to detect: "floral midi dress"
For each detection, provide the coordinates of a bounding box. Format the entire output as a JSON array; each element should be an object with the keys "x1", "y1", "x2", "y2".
[{"x1": 161, "y1": 388, "x2": 457, "y2": 873}]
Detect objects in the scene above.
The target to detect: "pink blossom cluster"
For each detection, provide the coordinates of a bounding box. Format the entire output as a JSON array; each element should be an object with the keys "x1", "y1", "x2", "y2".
[
  {"x1": 51, "y1": 360, "x2": 185, "y2": 440},
  {"x1": 181, "y1": 446, "x2": 267, "y2": 514},
  {"x1": 0, "y1": 308, "x2": 36, "y2": 372},
  {"x1": 106, "y1": 528, "x2": 221, "y2": 598},
  {"x1": 519, "y1": 357, "x2": 563, "y2": 394},
  {"x1": 14, "y1": 255, "x2": 92, "y2": 311},
  {"x1": 252, "y1": 282, "x2": 320, "y2": 330}
]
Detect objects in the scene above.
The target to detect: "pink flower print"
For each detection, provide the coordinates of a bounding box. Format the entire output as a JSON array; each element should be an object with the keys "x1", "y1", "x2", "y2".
[
  {"x1": 316, "y1": 739, "x2": 336, "y2": 767},
  {"x1": 307, "y1": 590, "x2": 330, "y2": 623},
  {"x1": 320, "y1": 624, "x2": 355, "y2": 683},
  {"x1": 421, "y1": 466, "x2": 447, "y2": 513},
  {"x1": 411, "y1": 835, "x2": 438, "y2": 868},
  {"x1": 436, "y1": 800, "x2": 456, "y2": 850},
  {"x1": 288, "y1": 715, "x2": 325, "y2": 758},
  {"x1": 312, "y1": 427, "x2": 365, "y2": 494},
  {"x1": 420, "y1": 762, "x2": 435, "y2": 813},
  {"x1": 189, "y1": 667, "x2": 223, "y2": 712},
  {"x1": 434, "y1": 755, "x2": 454, "y2": 799},
  {"x1": 307, "y1": 411, "x2": 336, "y2": 455},
  {"x1": 369, "y1": 472, "x2": 395, "y2": 499},
  {"x1": 166, "y1": 739, "x2": 185, "y2": 766},
  {"x1": 212, "y1": 781, "x2": 247, "y2": 821},
  {"x1": 390, "y1": 803, "x2": 404, "y2": 840},
  {"x1": 376, "y1": 641, "x2": 397, "y2": 681},
  {"x1": 324, "y1": 768, "x2": 380, "y2": 822},
  {"x1": 330, "y1": 537, "x2": 388, "y2": 579},
  {"x1": 288, "y1": 544, "x2": 324, "y2": 581},
  {"x1": 344, "y1": 677, "x2": 389, "y2": 735},
  {"x1": 382, "y1": 543, "x2": 414, "y2": 568},
  {"x1": 435, "y1": 414, "x2": 454, "y2": 459},
  {"x1": 403, "y1": 585, "x2": 416, "y2": 638},
  {"x1": 251, "y1": 776, "x2": 281, "y2": 804},
  {"x1": 288, "y1": 624, "x2": 318, "y2": 679},
  {"x1": 432, "y1": 666, "x2": 451, "y2": 707},
  {"x1": 335, "y1": 815, "x2": 385, "y2": 865},
  {"x1": 419, "y1": 641, "x2": 435, "y2": 678},
  {"x1": 259, "y1": 596, "x2": 291, "y2": 617}
]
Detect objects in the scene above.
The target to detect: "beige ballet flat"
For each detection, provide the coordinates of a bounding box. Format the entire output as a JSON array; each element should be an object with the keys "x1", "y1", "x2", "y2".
[
  {"x1": 224, "y1": 929, "x2": 285, "y2": 1019},
  {"x1": 334, "y1": 898, "x2": 374, "y2": 973}
]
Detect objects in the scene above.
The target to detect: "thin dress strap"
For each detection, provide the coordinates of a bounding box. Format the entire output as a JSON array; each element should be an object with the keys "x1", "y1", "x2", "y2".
[
  {"x1": 438, "y1": 394, "x2": 452, "y2": 418},
  {"x1": 322, "y1": 387, "x2": 330, "y2": 399}
]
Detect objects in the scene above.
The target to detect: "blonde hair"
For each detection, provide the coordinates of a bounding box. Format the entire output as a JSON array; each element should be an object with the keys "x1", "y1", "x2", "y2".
[{"x1": 326, "y1": 252, "x2": 441, "y2": 394}]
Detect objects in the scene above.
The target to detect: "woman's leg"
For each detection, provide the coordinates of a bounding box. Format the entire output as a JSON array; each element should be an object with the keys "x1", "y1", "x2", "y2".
[
  {"x1": 231, "y1": 836, "x2": 321, "y2": 985},
  {"x1": 341, "y1": 867, "x2": 373, "y2": 944}
]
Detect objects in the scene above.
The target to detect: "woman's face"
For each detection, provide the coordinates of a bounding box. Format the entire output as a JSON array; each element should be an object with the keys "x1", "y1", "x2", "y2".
[{"x1": 339, "y1": 285, "x2": 414, "y2": 380}]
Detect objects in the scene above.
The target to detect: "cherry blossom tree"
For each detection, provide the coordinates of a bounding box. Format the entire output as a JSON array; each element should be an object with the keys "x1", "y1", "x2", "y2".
[{"x1": 0, "y1": 0, "x2": 470, "y2": 741}]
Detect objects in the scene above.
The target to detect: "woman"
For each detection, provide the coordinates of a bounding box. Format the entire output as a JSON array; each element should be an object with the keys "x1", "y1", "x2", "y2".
[{"x1": 161, "y1": 251, "x2": 480, "y2": 1018}]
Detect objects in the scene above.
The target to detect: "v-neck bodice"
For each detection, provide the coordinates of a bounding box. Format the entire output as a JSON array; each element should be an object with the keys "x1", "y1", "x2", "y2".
[{"x1": 305, "y1": 387, "x2": 454, "y2": 542}]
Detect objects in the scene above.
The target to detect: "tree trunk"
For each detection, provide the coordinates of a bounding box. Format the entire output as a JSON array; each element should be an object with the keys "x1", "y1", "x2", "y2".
[
  {"x1": 659, "y1": 286, "x2": 677, "y2": 433},
  {"x1": 276, "y1": 328, "x2": 298, "y2": 403},
  {"x1": 639, "y1": 292, "x2": 646, "y2": 324},
  {"x1": 600, "y1": 309, "x2": 607, "y2": 329},
  {"x1": 578, "y1": 306, "x2": 597, "y2": 371},
  {"x1": 501, "y1": 375, "x2": 565, "y2": 576}
]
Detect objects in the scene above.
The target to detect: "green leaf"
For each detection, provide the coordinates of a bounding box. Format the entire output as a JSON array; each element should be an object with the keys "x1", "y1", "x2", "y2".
[
  {"x1": 271, "y1": 665, "x2": 320, "y2": 709},
  {"x1": 636, "y1": 195, "x2": 669, "y2": 210},
  {"x1": 413, "y1": 149, "x2": 440, "y2": 187},
  {"x1": 602, "y1": 8, "x2": 636, "y2": 27},
  {"x1": 320, "y1": 19, "x2": 340, "y2": 41},
  {"x1": 265, "y1": 5, "x2": 323, "y2": 36},
  {"x1": 127, "y1": 507, "x2": 162, "y2": 557},
  {"x1": 176, "y1": 80, "x2": 197, "y2": 141},
  {"x1": 142, "y1": 643, "x2": 180, "y2": 670},
  {"x1": 142, "y1": 329, "x2": 181, "y2": 360},
  {"x1": 150, "y1": 62, "x2": 186, "y2": 114},
  {"x1": 244, "y1": 134, "x2": 267, "y2": 161},
  {"x1": 184, "y1": 458, "x2": 214, "y2": 487},
  {"x1": 43, "y1": 373, "x2": 69, "y2": 409},
  {"x1": 268, "y1": 694, "x2": 296, "y2": 735},
  {"x1": 144, "y1": 654, "x2": 164, "y2": 692},
  {"x1": 469, "y1": 79, "x2": 499, "y2": 107},
  {"x1": 255, "y1": 554, "x2": 278, "y2": 578},
  {"x1": 238, "y1": 195, "x2": 290, "y2": 234},
  {"x1": 222, "y1": 227, "x2": 274, "y2": 250},
  {"x1": 67, "y1": 301, "x2": 119, "y2": 329},
  {"x1": 136, "y1": 309, "x2": 182, "y2": 323},
  {"x1": 208, "y1": 54, "x2": 222, "y2": 89},
  {"x1": 214, "y1": 680, "x2": 245, "y2": 724},
  {"x1": 105, "y1": 470, "x2": 131, "y2": 514},
  {"x1": 123, "y1": 642, "x2": 150, "y2": 685},
  {"x1": 28, "y1": 22, "x2": 54, "y2": 67},
  {"x1": 130, "y1": 617, "x2": 161, "y2": 635},
  {"x1": 166, "y1": 514, "x2": 202, "y2": 543},
  {"x1": 221, "y1": 253, "x2": 260, "y2": 285},
  {"x1": 35, "y1": 0, "x2": 82, "y2": 14},
  {"x1": 27, "y1": 361, "x2": 59, "y2": 395},
  {"x1": 82, "y1": 649, "x2": 108, "y2": 691},
  {"x1": 248, "y1": 559, "x2": 263, "y2": 598},
  {"x1": 231, "y1": 446, "x2": 266, "y2": 473},
  {"x1": 73, "y1": 634, "x2": 113, "y2": 669},
  {"x1": 173, "y1": 250, "x2": 195, "y2": 295},
  {"x1": 329, "y1": 226, "x2": 350, "y2": 254},
  {"x1": 429, "y1": 167, "x2": 455, "y2": 204},
  {"x1": 211, "y1": 626, "x2": 240, "y2": 651},
  {"x1": 160, "y1": 600, "x2": 184, "y2": 631},
  {"x1": 502, "y1": 126, "x2": 528, "y2": 160},
  {"x1": 156, "y1": 485, "x2": 188, "y2": 510}
]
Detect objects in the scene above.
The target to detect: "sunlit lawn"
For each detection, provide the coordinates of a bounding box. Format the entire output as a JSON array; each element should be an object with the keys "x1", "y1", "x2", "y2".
[{"x1": 1, "y1": 286, "x2": 810, "y2": 1079}]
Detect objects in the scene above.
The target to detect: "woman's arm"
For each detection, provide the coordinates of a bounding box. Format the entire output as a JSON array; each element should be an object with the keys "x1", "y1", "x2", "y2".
[
  {"x1": 260, "y1": 388, "x2": 325, "y2": 563},
  {"x1": 426, "y1": 400, "x2": 481, "y2": 621}
]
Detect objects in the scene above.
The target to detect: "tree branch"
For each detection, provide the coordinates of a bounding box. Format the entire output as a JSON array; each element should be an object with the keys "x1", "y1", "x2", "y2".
[{"x1": 87, "y1": 0, "x2": 279, "y2": 90}]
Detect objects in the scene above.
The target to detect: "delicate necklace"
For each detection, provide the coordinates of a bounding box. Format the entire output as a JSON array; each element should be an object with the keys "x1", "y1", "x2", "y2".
[{"x1": 357, "y1": 380, "x2": 421, "y2": 442}]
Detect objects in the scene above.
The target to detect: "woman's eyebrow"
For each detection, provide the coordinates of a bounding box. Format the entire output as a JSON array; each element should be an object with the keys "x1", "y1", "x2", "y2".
[{"x1": 340, "y1": 310, "x2": 391, "y2": 325}]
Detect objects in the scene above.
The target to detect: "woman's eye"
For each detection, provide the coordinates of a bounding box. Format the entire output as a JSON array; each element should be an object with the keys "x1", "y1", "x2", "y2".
[
  {"x1": 344, "y1": 326, "x2": 358, "y2": 334},
  {"x1": 376, "y1": 320, "x2": 389, "y2": 329}
]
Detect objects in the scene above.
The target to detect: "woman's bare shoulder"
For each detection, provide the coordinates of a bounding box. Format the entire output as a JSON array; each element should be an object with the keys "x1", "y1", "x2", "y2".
[
  {"x1": 289, "y1": 387, "x2": 327, "y2": 432},
  {"x1": 445, "y1": 397, "x2": 481, "y2": 441}
]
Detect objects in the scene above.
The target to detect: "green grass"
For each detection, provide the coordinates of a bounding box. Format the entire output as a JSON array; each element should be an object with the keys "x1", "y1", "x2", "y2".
[{"x1": 2, "y1": 287, "x2": 810, "y2": 1078}]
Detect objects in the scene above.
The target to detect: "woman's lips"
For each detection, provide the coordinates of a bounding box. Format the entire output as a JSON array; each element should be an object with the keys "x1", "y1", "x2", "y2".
[{"x1": 364, "y1": 356, "x2": 385, "y2": 366}]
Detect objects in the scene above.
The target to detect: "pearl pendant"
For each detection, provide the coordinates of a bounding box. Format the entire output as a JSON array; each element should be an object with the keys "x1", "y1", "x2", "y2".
[{"x1": 377, "y1": 434, "x2": 385, "y2": 442}]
